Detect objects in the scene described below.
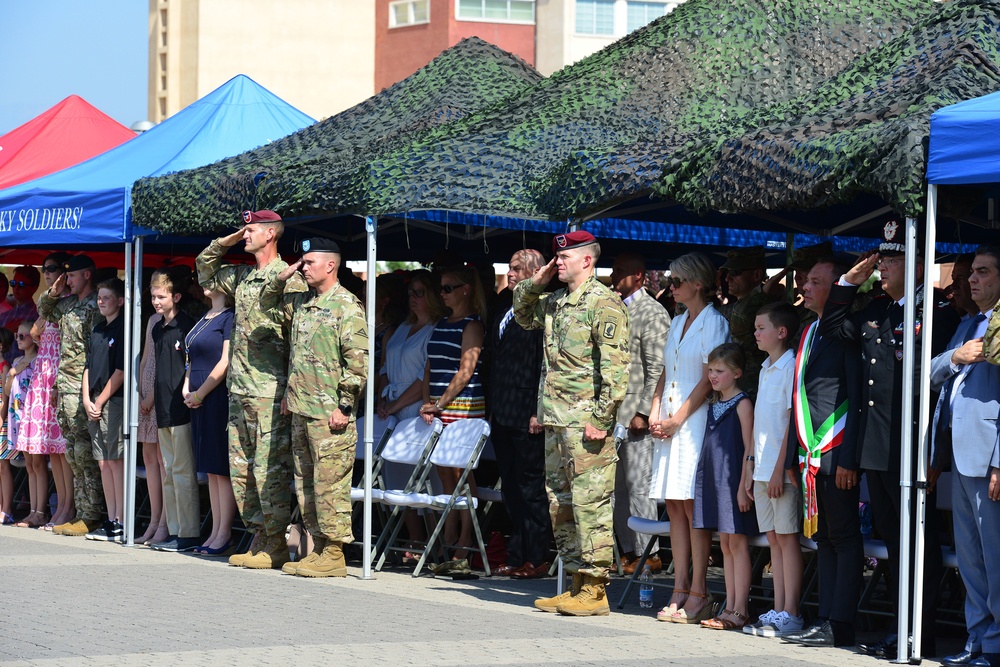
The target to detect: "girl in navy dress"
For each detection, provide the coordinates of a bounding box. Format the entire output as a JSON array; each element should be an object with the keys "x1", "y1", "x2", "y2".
[{"x1": 694, "y1": 343, "x2": 758, "y2": 631}]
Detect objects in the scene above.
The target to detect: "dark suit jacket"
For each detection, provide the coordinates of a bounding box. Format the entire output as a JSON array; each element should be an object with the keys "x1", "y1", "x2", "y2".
[
  {"x1": 785, "y1": 326, "x2": 863, "y2": 475},
  {"x1": 820, "y1": 284, "x2": 959, "y2": 472},
  {"x1": 483, "y1": 289, "x2": 544, "y2": 429}
]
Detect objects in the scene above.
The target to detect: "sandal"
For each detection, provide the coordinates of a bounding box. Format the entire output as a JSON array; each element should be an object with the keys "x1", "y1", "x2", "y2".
[
  {"x1": 0, "y1": 512, "x2": 13, "y2": 526},
  {"x1": 670, "y1": 590, "x2": 715, "y2": 624},
  {"x1": 656, "y1": 589, "x2": 689, "y2": 621},
  {"x1": 16, "y1": 510, "x2": 48, "y2": 528},
  {"x1": 702, "y1": 609, "x2": 749, "y2": 631}
]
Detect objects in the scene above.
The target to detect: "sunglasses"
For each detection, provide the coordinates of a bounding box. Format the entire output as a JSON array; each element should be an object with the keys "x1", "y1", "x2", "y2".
[
  {"x1": 42, "y1": 265, "x2": 62, "y2": 273},
  {"x1": 667, "y1": 277, "x2": 687, "y2": 289},
  {"x1": 407, "y1": 288, "x2": 426, "y2": 298},
  {"x1": 439, "y1": 283, "x2": 466, "y2": 294},
  {"x1": 16, "y1": 333, "x2": 30, "y2": 341},
  {"x1": 10, "y1": 280, "x2": 34, "y2": 288}
]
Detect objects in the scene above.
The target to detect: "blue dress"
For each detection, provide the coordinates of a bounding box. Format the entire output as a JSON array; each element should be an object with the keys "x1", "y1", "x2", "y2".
[
  {"x1": 693, "y1": 392, "x2": 759, "y2": 535},
  {"x1": 185, "y1": 309, "x2": 234, "y2": 476}
]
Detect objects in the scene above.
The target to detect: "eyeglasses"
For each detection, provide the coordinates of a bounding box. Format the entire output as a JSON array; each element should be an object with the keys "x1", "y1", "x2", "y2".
[
  {"x1": 407, "y1": 288, "x2": 426, "y2": 298},
  {"x1": 15, "y1": 333, "x2": 30, "y2": 341},
  {"x1": 439, "y1": 283, "x2": 466, "y2": 294},
  {"x1": 667, "y1": 277, "x2": 687, "y2": 289},
  {"x1": 42, "y1": 265, "x2": 62, "y2": 273},
  {"x1": 10, "y1": 281, "x2": 34, "y2": 288},
  {"x1": 878, "y1": 256, "x2": 903, "y2": 267}
]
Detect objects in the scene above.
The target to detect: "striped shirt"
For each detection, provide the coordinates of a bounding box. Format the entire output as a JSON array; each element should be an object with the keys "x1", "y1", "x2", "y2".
[{"x1": 427, "y1": 316, "x2": 485, "y2": 423}]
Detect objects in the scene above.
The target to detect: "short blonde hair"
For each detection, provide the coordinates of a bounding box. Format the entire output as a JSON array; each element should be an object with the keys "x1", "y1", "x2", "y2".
[{"x1": 669, "y1": 252, "x2": 716, "y2": 299}]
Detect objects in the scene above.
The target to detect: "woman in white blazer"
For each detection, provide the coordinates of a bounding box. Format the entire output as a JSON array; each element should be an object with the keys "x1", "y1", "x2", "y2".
[{"x1": 649, "y1": 252, "x2": 731, "y2": 624}]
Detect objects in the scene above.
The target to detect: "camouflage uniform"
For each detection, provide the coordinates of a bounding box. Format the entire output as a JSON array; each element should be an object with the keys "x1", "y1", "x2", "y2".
[
  {"x1": 261, "y1": 278, "x2": 368, "y2": 544},
  {"x1": 724, "y1": 286, "x2": 778, "y2": 399},
  {"x1": 37, "y1": 290, "x2": 105, "y2": 522},
  {"x1": 513, "y1": 275, "x2": 629, "y2": 580},
  {"x1": 196, "y1": 240, "x2": 307, "y2": 538},
  {"x1": 984, "y1": 300, "x2": 1000, "y2": 365}
]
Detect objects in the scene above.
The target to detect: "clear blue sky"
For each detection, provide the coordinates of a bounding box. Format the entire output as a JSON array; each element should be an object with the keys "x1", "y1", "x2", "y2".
[{"x1": 0, "y1": 1, "x2": 148, "y2": 135}]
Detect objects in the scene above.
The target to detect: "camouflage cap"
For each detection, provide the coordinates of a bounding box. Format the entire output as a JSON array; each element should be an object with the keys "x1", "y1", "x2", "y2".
[
  {"x1": 789, "y1": 242, "x2": 833, "y2": 270},
  {"x1": 720, "y1": 246, "x2": 766, "y2": 272}
]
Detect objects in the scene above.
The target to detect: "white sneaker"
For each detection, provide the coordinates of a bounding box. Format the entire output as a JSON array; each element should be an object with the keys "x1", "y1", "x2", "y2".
[
  {"x1": 762, "y1": 612, "x2": 805, "y2": 638},
  {"x1": 743, "y1": 609, "x2": 778, "y2": 636}
]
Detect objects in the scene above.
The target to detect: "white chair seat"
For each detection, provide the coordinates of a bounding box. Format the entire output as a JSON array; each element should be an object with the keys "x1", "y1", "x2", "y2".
[
  {"x1": 383, "y1": 490, "x2": 435, "y2": 508},
  {"x1": 430, "y1": 494, "x2": 478, "y2": 510},
  {"x1": 351, "y1": 488, "x2": 384, "y2": 502},
  {"x1": 627, "y1": 516, "x2": 670, "y2": 536}
]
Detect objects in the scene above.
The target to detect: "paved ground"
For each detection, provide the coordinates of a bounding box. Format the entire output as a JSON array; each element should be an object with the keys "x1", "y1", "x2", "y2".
[{"x1": 0, "y1": 527, "x2": 952, "y2": 666}]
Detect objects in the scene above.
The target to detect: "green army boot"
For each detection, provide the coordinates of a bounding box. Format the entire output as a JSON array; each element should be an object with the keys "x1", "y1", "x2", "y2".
[
  {"x1": 556, "y1": 574, "x2": 610, "y2": 616},
  {"x1": 534, "y1": 573, "x2": 583, "y2": 613},
  {"x1": 243, "y1": 534, "x2": 291, "y2": 569},
  {"x1": 228, "y1": 532, "x2": 262, "y2": 567},
  {"x1": 295, "y1": 542, "x2": 347, "y2": 578},
  {"x1": 282, "y1": 536, "x2": 326, "y2": 575}
]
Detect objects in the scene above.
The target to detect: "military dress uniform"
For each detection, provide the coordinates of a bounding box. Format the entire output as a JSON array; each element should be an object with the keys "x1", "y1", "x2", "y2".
[
  {"x1": 38, "y1": 286, "x2": 104, "y2": 527},
  {"x1": 513, "y1": 273, "x2": 629, "y2": 583},
  {"x1": 260, "y1": 274, "x2": 368, "y2": 567},
  {"x1": 196, "y1": 238, "x2": 308, "y2": 545}
]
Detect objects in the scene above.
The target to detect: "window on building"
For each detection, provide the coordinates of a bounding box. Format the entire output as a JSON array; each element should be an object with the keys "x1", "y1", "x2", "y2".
[
  {"x1": 457, "y1": 0, "x2": 535, "y2": 23},
  {"x1": 575, "y1": 0, "x2": 615, "y2": 35},
  {"x1": 626, "y1": 1, "x2": 670, "y2": 32},
  {"x1": 389, "y1": 0, "x2": 430, "y2": 28}
]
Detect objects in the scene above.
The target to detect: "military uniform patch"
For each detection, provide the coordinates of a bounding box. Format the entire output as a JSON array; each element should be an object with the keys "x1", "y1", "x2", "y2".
[{"x1": 602, "y1": 317, "x2": 618, "y2": 340}]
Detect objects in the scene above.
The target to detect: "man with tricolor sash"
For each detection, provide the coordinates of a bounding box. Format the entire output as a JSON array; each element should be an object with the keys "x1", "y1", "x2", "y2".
[{"x1": 781, "y1": 257, "x2": 863, "y2": 649}]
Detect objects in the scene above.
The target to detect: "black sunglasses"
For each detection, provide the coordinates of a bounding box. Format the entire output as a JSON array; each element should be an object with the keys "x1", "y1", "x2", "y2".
[
  {"x1": 439, "y1": 283, "x2": 466, "y2": 294},
  {"x1": 407, "y1": 288, "x2": 426, "y2": 298},
  {"x1": 667, "y1": 277, "x2": 687, "y2": 288},
  {"x1": 42, "y1": 265, "x2": 62, "y2": 273}
]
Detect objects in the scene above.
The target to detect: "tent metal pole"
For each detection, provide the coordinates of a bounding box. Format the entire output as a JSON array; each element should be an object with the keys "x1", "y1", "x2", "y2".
[
  {"x1": 911, "y1": 186, "x2": 938, "y2": 662},
  {"x1": 122, "y1": 237, "x2": 141, "y2": 547},
  {"x1": 897, "y1": 216, "x2": 918, "y2": 663},
  {"x1": 362, "y1": 215, "x2": 377, "y2": 580},
  {"x1": 786, "y1": 233, "x2": 796, "y2": 302}
]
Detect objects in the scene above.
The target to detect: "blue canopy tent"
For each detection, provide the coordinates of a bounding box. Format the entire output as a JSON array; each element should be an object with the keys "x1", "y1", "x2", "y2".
[{"x1": 0, "y1": 73, "x2": 315, "y2": 546}]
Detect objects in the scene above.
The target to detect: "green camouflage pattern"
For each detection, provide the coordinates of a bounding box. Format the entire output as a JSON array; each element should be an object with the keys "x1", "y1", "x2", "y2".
[
  {"x1": 131, "y1": 38, "x2": 541, "y2": 233},
  {"x1": 513, "y1": 275, "x2": 630, "y2": 431},
  {"x1": 983, "y1": 299, "x2": 1000, "y2": 366},
  {"x1": 259, "y1": 279, "x2": 369, "y2": 420},
  {"x1": 196, "y1": 239, "x2": 308, "y2": 400},
  {"x1": 56, "y1": 389, "x2": 104, "y2": 522},
  {"x1": 37, "y1": 290, "x2": 101, "y2": 392},
  {"x1": 228, "y1": 393, "x2": 293, "y2": 537},
  {"x1": 291, "y1": 414, "x2": 356, "y2": 544},
  {"x1": 545, "y1": 426, "x2": 617, "y2": 579}
]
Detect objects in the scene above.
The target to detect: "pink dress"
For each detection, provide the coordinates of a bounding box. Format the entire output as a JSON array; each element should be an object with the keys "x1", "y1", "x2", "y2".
[
  {"x1": 137, "y1": 315, "x2": 160, "y2": 443},
  {"x1": 10, "y1": 358, "x2": 35, "y2": 452},
  {"x1": 19, "y1": 320, "x2": 66, "y2": 455}
]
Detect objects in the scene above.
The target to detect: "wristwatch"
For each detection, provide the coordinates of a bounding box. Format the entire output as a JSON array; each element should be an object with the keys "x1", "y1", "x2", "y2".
[
  {"x1": 339, "y1": 404, "x2": 352, "y2": 416},
  {"x1": 745, "y1": 455, "x2": 755, "y2": 462}
]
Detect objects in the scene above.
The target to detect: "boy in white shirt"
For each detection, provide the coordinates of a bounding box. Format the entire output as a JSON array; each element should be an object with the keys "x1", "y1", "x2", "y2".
[{"x1": 744, "y1": 301, "x2": 804, "y2": 638}]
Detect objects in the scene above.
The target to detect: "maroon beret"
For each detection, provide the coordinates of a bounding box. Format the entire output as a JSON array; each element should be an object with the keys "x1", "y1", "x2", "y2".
[
  {"x1": 242, "y1": 209, "x2": 282, "y2": 223},
  {"x1": 552, "y1": 230, "x2": 597, "y2": 253}
]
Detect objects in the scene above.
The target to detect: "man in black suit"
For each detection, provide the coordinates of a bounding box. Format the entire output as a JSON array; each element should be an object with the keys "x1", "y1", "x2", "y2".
[
  {"x1": 782, "y1": 258, "x2": 864, "y2": 648},
  {"x1": 820, "y1": 222, "x2": 960, "y2": 658},
  {"x1": 485, "y1": 249, "x2": 553, "y2": 579}
]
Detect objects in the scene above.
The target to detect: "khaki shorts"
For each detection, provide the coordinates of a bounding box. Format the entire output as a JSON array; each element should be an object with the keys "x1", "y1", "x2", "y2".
[
  {"x1": 87, "y1": 397, "x2": 124, "y2": 461},
  {"x1": 753, "y1": 480, "x2": 801, "y2": 535}
]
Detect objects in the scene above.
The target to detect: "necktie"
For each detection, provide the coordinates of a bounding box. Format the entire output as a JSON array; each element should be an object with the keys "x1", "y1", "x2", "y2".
[{"x1": 498, "y1": 308, "x2": 515, "y2": 338}]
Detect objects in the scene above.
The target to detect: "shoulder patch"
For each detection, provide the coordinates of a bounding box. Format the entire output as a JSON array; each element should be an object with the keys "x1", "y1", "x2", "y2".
[{"x1": 602, "y1": 315, "x2": 620, "y2": 340}]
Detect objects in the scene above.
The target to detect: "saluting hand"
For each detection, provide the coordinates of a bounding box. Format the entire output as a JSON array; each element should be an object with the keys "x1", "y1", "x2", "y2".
[
  {"x1": 49, "y1": 273, "x2": 67, "y2": 296},
  {"x1": 531, "y1": 258, "x2": 558, "y2": 287},
  {"x1": 219, "y1": 227, "x2": 247, "y2": 247},
  {"x1": 845, "y1": 250, "x2": 879, "y2": 286},
  {"x1": 278, "y1": 260, "x2": 303, "y2": 282}
]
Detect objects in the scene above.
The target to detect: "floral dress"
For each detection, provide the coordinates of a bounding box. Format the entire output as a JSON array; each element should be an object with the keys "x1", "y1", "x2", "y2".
[
  {"x1": 19, "y1": 321, "x2": 66, "y2": 455},
  {"x1": 10, "y1": 357, "x2": 35, "y2": 452}
]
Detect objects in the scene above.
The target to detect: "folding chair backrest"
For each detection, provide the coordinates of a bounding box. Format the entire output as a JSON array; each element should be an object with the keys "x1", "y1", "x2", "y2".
[
  {"x1": 380, "y1": 416, "x2": 443, "y2": 465},
  {"x1": 429, "y1": 418, "x2": 491, "y2": 470},
  {"x1": 355, "y1": 414, "x2": 397, "y2": 461}
]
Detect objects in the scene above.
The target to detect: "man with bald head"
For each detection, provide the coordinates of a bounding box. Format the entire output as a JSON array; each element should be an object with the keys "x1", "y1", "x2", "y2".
[
  {"x1": 609, "y1": 252, "x2": 670, "y2": 574},
  {"x1": 261, "y1": 237, "x2": 368, "y2": 578},
  {"x1": 487, "y1": 249, "x2": 553, "y2": 579}
]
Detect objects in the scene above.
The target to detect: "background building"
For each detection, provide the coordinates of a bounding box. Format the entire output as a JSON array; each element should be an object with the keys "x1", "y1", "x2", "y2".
[{"x1": 149, "y1": 0, "x2": 375, "y2": 122}]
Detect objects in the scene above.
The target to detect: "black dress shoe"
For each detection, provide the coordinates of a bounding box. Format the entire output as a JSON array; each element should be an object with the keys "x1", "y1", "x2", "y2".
[
  {"x1": 970, "y1": 655, "x2": 997, "y2": 667},
  {"x1": 858, "y1": 633, "x2": 898, "y2": 658},
  {"x1": 784, "y1": 620, "x2": 834, "y2": 646},
  {"x1": 944, "y1": 650, "x2": 983, "y2": 666}
]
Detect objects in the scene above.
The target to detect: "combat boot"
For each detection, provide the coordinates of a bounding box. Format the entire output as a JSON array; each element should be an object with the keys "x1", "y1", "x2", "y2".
[
  {"x1": 296, "y1": 542, "x2": 347, "y2": 578},
  {"x1": 228, "y1": 531, "x2": 262, "y2": 567},
  {"x1": 243, "y1": 533, "x2": 291, "y2": 569},
  {"x1": 282, "y1": 536, "x2": 326, "y2": 575},
  {"x1": 56, "y1": 518, "x2": 102, "y2": 537},
  {"x1": 534, "y1": 573, "x2": 583, "y2": 612},
  {"x1": 556, "y1": 574, "x2": 610, "y2": 616}
]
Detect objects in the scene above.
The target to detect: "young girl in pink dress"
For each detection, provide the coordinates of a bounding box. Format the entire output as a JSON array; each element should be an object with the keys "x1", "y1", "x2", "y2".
[
  {"x1": 0, "y1": 330, "x2": 14, "y2": 524},
  {"x1": 21, "y1": 253, "x2": 72, "y2": 530},
  {"x1": 11, "y1": 321, "x2": 44, "y2": 527}
]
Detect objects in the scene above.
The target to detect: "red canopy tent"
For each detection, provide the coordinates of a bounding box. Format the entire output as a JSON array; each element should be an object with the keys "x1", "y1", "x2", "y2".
[{"x1": 0, "y1": 95, "x2": 136, "y2": 190}]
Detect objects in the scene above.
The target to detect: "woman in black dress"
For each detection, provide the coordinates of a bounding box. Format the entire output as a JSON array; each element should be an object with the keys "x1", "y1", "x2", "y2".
[{"x1": 183, "y1": 285, "x2": 235, "y2": 555}]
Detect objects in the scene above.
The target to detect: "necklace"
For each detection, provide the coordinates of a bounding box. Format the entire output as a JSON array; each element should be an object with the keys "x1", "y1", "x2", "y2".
[{"x1": 184, "y1": 308, "x2": 228, "y2": 367}]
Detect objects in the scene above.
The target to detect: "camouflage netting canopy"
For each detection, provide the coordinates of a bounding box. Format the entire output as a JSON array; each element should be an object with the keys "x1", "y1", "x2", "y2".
[
  {"x1": 131, "y1": 38, "x2": 542, "y2": 235},
  {"x1": 656, "y1": 0, "x2": 1000, "y2": 220},
  {"x1": 358, "y1": 0, "x2": 939, "y2": 221}
]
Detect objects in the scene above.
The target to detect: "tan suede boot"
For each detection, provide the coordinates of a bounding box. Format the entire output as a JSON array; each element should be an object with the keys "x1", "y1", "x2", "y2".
[
  {"x1": 556, "y1": 575, "x2": 610, "y2": 616},
  {"x1": 295, "y1": 542, "x2": 347, "y2": 578},
  {"x1": 282, "y1": 537, "x2": 326, "y2": 575},
  {"x1": 56, "y1": 519, "x2": 101, "y2": 537},
  {"x1": 243, "y1": 534, "x2": 291, "y2": 569},
  {"x1": 228, "y1": 532, "x2": 262, "y2": 567},
  {"x1": 534, "y1": 573, "x2": 583, "y2": 613}
]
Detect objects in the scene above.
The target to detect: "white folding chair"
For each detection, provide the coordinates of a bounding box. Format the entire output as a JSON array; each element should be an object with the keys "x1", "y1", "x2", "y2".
[
  {"x1": 382, "y1": 418, "x2": 493, "y2": 576},
  {"x1": 372, "y1": 417, "x2": 444, "y2": 569},
  {"x1": 350, "y1": 413, "x2": 397, "y2": 505}
]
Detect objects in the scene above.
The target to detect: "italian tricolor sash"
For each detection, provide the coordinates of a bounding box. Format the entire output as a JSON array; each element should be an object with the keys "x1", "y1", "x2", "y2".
[{"x1": 793, "y1": 321, "x2": 849, "y2": 537}]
